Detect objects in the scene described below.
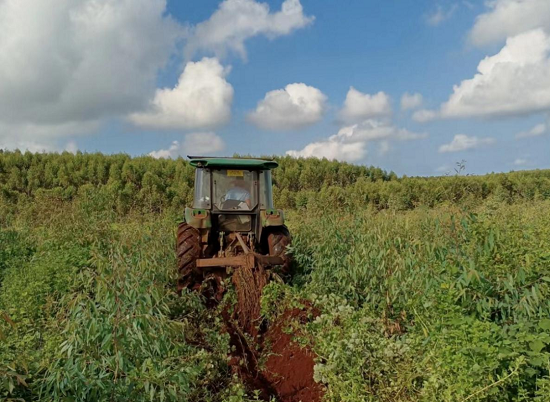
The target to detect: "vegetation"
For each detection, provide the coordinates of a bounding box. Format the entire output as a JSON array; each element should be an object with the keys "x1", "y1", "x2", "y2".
[
  {"x1": 1, "y1": 150, "x2": 550, "y2": 216},
  {"x1": 1, "y1": 151, "x2": 550, "y2": 401}
]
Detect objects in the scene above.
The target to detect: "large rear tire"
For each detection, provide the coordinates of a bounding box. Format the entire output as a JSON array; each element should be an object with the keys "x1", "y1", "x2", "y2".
[
  {"x1": 176, "y1": 222, "x2": 201, "y2": 292},
  {"x1": 267, "y1": 229, "x2": 291, "y2": 275}
]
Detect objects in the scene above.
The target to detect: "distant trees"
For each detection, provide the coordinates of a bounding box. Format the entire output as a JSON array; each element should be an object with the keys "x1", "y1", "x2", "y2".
[{"x1": 1, "y1": 150, "x2": 549, "y2": 214}]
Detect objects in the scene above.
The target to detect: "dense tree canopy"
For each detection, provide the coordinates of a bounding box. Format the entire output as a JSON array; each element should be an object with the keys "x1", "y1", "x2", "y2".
[{"x1": 1, "y1": 151, "x2": 549, "y2": 215}]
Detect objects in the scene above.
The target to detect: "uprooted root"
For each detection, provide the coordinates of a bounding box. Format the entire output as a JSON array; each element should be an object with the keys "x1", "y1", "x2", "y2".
[{"x1": 232, "y1": 264, "x2": 268, "y2": 337}]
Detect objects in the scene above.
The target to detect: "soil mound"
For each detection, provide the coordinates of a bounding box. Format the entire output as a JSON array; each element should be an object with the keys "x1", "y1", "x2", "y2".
[
  {"x1": 226, "y1": 268, "x2": 324, "y2": 402},
  {"x1": 262, "y1": 308, "x2": 324, "y2": 402}
]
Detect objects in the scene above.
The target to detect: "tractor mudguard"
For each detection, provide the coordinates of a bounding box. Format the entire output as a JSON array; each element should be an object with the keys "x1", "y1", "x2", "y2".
[
  {"x1": 261, "y1": 209, "x2": 285, "y2": 227},
  {"x1": 185, "y1": 207, "x2": 212, "y2": 230}
]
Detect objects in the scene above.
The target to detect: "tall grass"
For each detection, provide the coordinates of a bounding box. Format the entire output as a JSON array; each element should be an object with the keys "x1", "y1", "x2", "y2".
[
  {"x1": 1, "y1": 190, "x2": 550, "y2": 401},
  {"x1": 288, "y1": 202, "x2": 550, "y2": 401}
]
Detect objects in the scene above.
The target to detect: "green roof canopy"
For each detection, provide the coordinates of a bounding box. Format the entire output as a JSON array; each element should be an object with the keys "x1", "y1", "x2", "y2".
[{"x1": 188, "y1": 157, "x2": 278, "y2": 170}]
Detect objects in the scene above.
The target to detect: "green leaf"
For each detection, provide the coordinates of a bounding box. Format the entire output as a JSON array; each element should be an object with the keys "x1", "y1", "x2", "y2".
[
  {"x1": 539, "y1": 319, "x2": 550, "y2": 331},
  {"x1": 529, "y1": 340, "x2": 545, "y2": 353},
  {"x1": 529, "y1": 357, "x2": 545, "y2": 367}
]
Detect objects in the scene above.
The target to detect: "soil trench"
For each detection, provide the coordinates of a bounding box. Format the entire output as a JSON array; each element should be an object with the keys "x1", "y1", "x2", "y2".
[{"x1": 226, "y1": 266, "x2": 324, "y2": 402}]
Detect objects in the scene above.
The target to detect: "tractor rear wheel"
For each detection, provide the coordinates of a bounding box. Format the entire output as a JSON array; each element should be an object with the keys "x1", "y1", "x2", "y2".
[
  {"x1": 267, "y1": 230, "x2": 291, "y2": 275},
  {"x1": 176, "y1": 222, "x2": 201, "y2": 292}
]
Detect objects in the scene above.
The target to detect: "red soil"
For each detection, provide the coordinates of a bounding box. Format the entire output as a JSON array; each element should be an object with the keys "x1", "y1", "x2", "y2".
[
  {"x1": 261, "y1": 308, "x2": 324, "y2": 402},
  {"x1": 226, "y1": 270, "x2": 324, "y2": 402}
]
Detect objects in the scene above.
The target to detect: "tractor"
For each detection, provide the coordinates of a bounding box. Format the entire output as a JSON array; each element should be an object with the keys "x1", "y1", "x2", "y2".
[{"x1": 176, "y1": 156, "x2": 291, "y2": 296}]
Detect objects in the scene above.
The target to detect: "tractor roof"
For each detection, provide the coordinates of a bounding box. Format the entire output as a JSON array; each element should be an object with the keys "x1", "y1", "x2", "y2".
[{"x1": 188, "y1": 156, "x2": 278, "y2": 170}]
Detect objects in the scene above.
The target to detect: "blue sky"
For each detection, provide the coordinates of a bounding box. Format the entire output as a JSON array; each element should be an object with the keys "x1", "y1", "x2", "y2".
[{"x1": 0, "y1": 0, "x2": 549, "y2": 176}]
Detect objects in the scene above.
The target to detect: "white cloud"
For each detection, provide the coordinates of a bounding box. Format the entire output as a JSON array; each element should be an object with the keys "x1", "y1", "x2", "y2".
[
  {"x1": 0, "y1": 120, "x2": 98, "y2": 153},
  {"x1": 129, "y1": 58, "x2": 234, "y2": 130},
  {"x1": 185, "y1": 0, "x2": 313, "y2": 60},
  {"x1": 339, "y1": 88, "x2": 392, "y2": 123},
  {"x1": 412, "y1": 109, "x2": 438, "y2": 122},
  {"x1": 65, "y1": 141, "x2": 79, "y2": 154},
  {"x1": 0, "y1": 135, "x2": 81, "y2": 154},
  {"x1": 286, "y1": 119, "x2": 426, "y2": 162},
  {"x1": 426, "y1": 4, "x2": 458, "y2": 26},
  {"x1": 438, "y1": 134, "x2": 496, "y2": 153},
  {"x1": 183, "y1": 132, "x2": 225, "y2": 156},
  {"x1": 516, "y1": 122, "x2": 548, "y2": 139},
  {"x1": 286, "y1": 140, "x2": 366, "y2": 162},
  {"x1": 0, "y1": 140, "x2": 58, "y2": 153},
  {"x1": 417, "y1": 29, "x2": 550, "y2": 121},
  {"x1": 513, "y1": 158, "x2": 528, "y2": 166},
  {"x1": 378, "y1": 141, "x2": 391, "y2": 156},
  {"x1": 149, "y1": 132, "x2": 225, "y2": 159},
  {"x1": 401, "y1": 93, "x2": 423, "y2": 111},
  {"x1": 247, "y1": 83, "x2": 327, "y2": 131},
  {"x1": 0, "y1": 0, "x2": 179, "y2": 130},
  {"x1": 469, "y1": 0, "x2": 550, "y2": 47}
]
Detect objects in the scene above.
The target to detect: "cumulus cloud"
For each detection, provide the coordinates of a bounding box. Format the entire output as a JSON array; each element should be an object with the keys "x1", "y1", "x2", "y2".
[
  {"x1": 438, "y1": 134, "x2": 496, "y2": 153},
  {"x1": 129, "y1": 58, "x2": 234, "y2": 130},
  {"x1": 0, "y1": 134, "x2": 81, "y2": 154},
  {"x1": 416, "y1": 30, "x2": 550, "y2": 121},
  {"x1": 339, "y1": 88, "x2": 392, "y2": 123},
  {"x1": 513, "y1": 158, "x2": 529, "y2": 166},
  {"x1": 149, "y1": 132, "x2": 225, "y2": 159},
  {"x1": 0, "y1": 140, "x2": 58, "y2": 153},
  {"x1": 0, "y1": 120, "x2": 98, "y2": 152},
  {"x1": 247, "y1": 83, "x2": 327, "y2": 131},
  {"x1": 412, "y1": 109, "x2": 438, "y2": 123},
  {"x1": 286, "y1": 119, "x2": 426, "y2": 162},
  {"x1": 426, "y1": 4, "x2": 458, "y2": 26},
  {"x1": 401, "y1": 93, "x2": 423, "y2": 111},
  {"x1": 185, "y1": 0, "x2": 313, "y2": 60},
  {"x1": 0, "y1": 0, "x2": 179, "y2": 128},
  {"x1": 286, "y1": 141, "x2": 366, "y2": 162},
  {"x1": 65, "y1": 141, "x2": 79, "y2": 154},
  {"x1": 469, "y1": 0, "x2": 550, "y2": 47},
  {"x1": 516, "y1": 121, "x2": 548, "y2": 139}
]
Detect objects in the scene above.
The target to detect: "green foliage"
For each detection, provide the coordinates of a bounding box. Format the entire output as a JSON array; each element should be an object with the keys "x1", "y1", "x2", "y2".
[
  {"x1": 2, "y1": 151, "x2": 550, "y2": 214},
  {"x1": 42, "y1": 221, "x2": 226, "y2": 401},
  {"x1": 288, "y1": 202, "x2": 550, "y2": 401},
  {"x1": 309, "y1": 295, "x2": 426, "y2": 402},
  {"x1": 0, "y1": 200, "x2": 239, "y2": 401},
  {"x1": 1, "y1": 152, "x2": 550, "y2": 401}
]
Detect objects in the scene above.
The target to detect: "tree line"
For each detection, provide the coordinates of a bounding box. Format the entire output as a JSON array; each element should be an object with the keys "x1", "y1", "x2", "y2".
[{"x1": 0, "y1": 150, "x2": 549, "y2": 214}]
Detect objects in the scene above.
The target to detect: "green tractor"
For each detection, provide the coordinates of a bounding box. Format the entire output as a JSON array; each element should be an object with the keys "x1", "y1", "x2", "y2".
[{"x1": 176, "y1": 156, "x2": 291, "y2": 295}]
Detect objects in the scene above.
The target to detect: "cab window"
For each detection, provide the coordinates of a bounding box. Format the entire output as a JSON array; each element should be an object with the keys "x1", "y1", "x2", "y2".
[
  {"x1": 193, "y1": 168, "x2": 211, "y2": 208},
  {"x1": 213, "y1": 169, "x2": 258, "y2": 210}
]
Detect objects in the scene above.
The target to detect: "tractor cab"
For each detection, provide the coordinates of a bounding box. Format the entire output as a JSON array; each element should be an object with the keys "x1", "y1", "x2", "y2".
[
  {"x1": 176, "y1": 157, "x2": 290, "y2": 292},
  {"x1": 193, "y1": 165, "x2": 274, "y2": 211}
]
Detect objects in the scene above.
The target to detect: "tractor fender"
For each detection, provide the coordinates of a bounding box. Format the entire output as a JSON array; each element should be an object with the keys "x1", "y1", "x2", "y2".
[
  {"x1": 184, "y1": 207, "x2": 212, "y2": 230},
  {"x1": 259, "y1": 224, "x2": 290, "y2": 255},
  {"x1": 260, "y1": 209, "x2": 285, "y2": 227}
]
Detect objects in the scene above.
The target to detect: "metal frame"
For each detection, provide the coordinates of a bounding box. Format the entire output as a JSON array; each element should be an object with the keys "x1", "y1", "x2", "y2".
[{"x1": 188, "y1": 155, "x2": 274, "y2": 161}]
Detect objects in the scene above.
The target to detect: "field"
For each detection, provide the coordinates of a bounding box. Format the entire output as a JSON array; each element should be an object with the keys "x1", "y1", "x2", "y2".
[{"x1": 1, "y1": 152, "x2": 550, "y2": 401}]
